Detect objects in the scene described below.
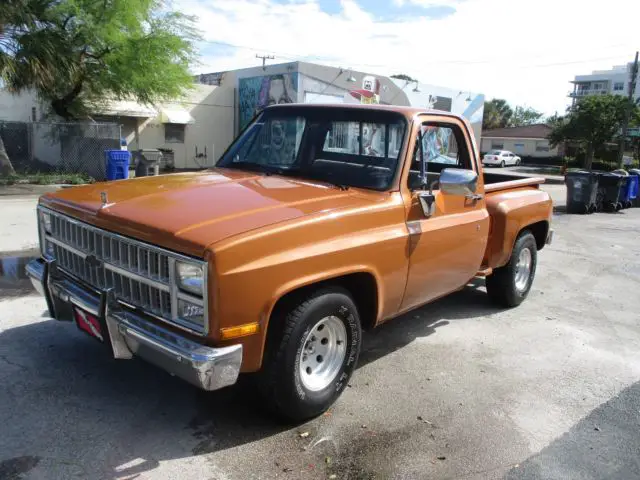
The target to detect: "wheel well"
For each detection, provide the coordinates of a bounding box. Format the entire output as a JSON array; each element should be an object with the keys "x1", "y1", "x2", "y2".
[
  {"x1": 269, "y1": 272, "x2": 379, "y2": 331},
  {"x1": 524, "y1": 220, "x2": 549, "y2": 250}
]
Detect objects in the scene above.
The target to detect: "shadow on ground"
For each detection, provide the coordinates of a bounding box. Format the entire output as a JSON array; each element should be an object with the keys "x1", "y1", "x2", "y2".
[
  {"x1": 0, "y1": 279, "x2": 505, "y2": 478},
  {"x1": 505, "y1": 381, "x2": 640, "y2": 480}
]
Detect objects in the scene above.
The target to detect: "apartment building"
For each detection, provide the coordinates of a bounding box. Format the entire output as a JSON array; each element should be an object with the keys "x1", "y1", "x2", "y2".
[{"x1": 569, "y1": 63, "x2": 639, "y2": 104}]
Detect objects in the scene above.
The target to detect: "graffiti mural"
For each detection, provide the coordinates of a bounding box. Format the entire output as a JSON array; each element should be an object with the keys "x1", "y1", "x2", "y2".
[
  {"x1": 347, "y1": 75, "x2": 381, "y2": 104},
  {"x1": 238, "y1": 73, "x2": 298, "y2": 130}
]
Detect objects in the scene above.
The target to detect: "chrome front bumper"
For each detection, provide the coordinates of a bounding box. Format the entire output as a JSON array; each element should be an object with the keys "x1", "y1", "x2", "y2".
[
  {"x1": 26, "y1": 258, "x2": 242, "y2": 391},
  {"x1": 546, "y1": 228, "x2": 554, "y2": 245}
]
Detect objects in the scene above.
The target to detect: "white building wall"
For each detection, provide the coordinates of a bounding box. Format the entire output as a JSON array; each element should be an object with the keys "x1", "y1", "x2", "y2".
[
  {"x1": 0, "y1": 89, "x2": 44, "y2": 122},
  {"x1": 480, "y1": 138, "x2": 559, "y2": 158},
  {"x1": 114, "y1": 84, "x2": 235, "y2": 169}
]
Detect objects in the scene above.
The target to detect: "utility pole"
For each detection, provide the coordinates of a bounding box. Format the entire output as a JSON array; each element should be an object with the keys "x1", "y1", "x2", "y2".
[
  {"x1": 618, "y1": 51, "x2": 639, "y2": 168},
  {"x1": 256, "y1": 54, "x2": 275, "y2": 70}
]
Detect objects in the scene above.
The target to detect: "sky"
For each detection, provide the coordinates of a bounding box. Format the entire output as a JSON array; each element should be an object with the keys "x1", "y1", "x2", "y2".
[{"x1": 176, "y1": 0, "x2": 640, "y2": 116}]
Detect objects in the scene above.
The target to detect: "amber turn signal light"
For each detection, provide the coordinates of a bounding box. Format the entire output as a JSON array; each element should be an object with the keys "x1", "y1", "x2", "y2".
[{"x1": 220, "y1": 322, "x2": 260, "y2": 340}]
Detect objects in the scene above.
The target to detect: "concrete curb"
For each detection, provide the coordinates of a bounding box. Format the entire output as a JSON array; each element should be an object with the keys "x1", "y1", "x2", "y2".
[
  {"x1": 0, "y1": 184, "x2": 84, "y2": 196},
  {"x1": 539, "y1": 176, "x2": 565, "y2": 186}
]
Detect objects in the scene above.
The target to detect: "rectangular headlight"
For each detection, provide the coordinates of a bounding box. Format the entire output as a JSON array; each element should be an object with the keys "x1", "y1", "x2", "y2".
[
  {"x1": 176, "y1": 261, "x2": 204, "y2": 296},
  {"x1": 40, "y1": 210, "x2": 52, "y2": 234},
  {"x1": 178, "y1": 299, "x2": 205, "y2": 327}
]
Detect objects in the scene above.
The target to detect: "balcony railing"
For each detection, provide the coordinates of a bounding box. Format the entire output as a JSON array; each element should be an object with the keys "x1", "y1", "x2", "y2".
[{"x1": 568, "y1": 89, "x2": 609, "y2": 97}]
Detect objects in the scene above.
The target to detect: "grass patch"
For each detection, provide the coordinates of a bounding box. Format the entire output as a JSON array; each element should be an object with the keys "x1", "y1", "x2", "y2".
[{"x1": 0, "y1": 172, "x2": 94, "y2": 186}]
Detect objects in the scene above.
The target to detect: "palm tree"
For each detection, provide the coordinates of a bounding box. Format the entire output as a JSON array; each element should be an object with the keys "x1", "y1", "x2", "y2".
[
  {"x1": 0, "y1": 0, "x2": 66, "y2": 175},
  {"x1": 483, "y1": 99, "x2": 514, "y2": 130}
]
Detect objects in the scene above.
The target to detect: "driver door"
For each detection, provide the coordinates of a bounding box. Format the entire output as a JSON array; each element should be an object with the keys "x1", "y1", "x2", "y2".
[{"x1": 400, "y1": 117, "x2": 490, "y2": 311}]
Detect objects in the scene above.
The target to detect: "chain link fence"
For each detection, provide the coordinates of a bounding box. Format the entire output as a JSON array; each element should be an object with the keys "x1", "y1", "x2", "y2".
[{"x1": 0, "y1": 121, "x2": 121, "y2": 181}]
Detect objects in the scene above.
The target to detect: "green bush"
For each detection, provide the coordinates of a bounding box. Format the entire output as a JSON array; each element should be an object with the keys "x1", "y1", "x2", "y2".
[{"x1": 0, "y1": 172, "x2": 94, "y2": 186}]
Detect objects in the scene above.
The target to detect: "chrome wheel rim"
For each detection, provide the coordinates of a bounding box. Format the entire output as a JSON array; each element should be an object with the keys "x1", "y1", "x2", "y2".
[
  {"x1": 299, "y1": 316, "x2": 347, "y2": 392},
  {"x1": 514, "y1": 247, "x2": 532, "y2": 292}
]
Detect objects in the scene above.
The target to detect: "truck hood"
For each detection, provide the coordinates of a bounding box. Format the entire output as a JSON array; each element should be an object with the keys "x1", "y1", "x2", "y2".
[{"x1": 40, "y1": 168, "x2": 368, "y2": 257}]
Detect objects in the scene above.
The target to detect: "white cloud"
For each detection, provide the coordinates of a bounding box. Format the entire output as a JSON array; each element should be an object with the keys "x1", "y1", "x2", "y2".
[{"x1": 181, "y1": 0, "x2": 640, "y2": 115}]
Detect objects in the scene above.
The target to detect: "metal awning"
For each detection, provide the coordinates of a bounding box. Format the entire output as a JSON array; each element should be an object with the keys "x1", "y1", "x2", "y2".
[
  {"x1": 98, "y1": 100, "x2": 157, "y2": 117},
  {"x1": 160, "y1": 108, "x2": 194, "y2": 124}
]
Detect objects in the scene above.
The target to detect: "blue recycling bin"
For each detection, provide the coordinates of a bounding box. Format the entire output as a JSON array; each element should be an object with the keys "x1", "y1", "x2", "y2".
[
  {"x1": 613, "y1": 169, "x2": 637, "y2": 209},
  {"x1": 628, "y1": 169, "x2": 640, "y2": 207},
  {"x1": 105, "y1": 150, "x2": 131, "y2": 181}
]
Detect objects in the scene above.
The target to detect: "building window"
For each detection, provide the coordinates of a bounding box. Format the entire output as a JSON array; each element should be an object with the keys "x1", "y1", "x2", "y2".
[
  {"x1": 614, "y1": 82, "x2": 624, "y2": 91},
  {"x1": 491, "y1": 141, "x2": 504, "y2": 150},
  {"x1": 535, "y1": 141, "x2": 550, "y2": 152},
  {"x1": 164, "y1": 124, "x2": 185, "y2": 143}
]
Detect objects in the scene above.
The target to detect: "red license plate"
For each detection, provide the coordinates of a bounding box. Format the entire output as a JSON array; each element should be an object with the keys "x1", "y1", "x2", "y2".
[{"x1": 73, "y1": 306, "x2": 104, "y2": 342}]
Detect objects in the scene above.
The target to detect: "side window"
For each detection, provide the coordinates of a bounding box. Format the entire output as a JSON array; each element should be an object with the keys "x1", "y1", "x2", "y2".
[
  {"x1": 408, "y1": 123, "x2": 472, "y2": 190},
  {"x1": 322, "y1": 121, "x2": 403, "y2": 160}
]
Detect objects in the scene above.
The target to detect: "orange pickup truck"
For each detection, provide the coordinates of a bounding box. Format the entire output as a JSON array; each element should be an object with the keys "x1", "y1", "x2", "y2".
[{"x1": 27, "y1": 104, "x2": 553, "y2": 420}]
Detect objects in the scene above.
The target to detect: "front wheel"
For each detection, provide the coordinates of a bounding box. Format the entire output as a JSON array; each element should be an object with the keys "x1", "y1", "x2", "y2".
[
  {"x1": 258, "y1": 288, "x2": 362, "y2": 422},
  {"x1": 486, "y1": 231, "x2": 537, "y2": 307},
  {"x1": 516, "y1": 159, "x2": 521, "y2": 166}
]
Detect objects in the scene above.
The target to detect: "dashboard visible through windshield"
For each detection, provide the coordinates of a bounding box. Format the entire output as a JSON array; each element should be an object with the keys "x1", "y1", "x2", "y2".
[{"x1": 216, "y1": 107, "x2": 408, "y2": 190}]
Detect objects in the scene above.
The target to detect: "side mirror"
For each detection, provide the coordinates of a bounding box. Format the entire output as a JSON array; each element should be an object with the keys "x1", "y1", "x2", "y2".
[{"x1": 439, "y1": 168, "x2": 478, "y2": 196}]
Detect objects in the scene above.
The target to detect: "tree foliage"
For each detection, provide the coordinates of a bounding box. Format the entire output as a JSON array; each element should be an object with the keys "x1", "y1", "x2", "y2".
[
  {"x1": 390, "y1": 73, "x2": 417, "y2": 83},
  {"x1": 548, "y1": 95, "x2": 636, "y2": 170},
  {"x1": 511, "y1": 106, "x2": 543, "y2": 127},
  {"x1": 482, "y1": 99, "x2": 544, "y2": 130},
  {"x1": 482, "y1": 98, "x2": 513, "y2": 129},
  {"x1": 1, "y1": 0, "x2": 200, "y2": 120}
]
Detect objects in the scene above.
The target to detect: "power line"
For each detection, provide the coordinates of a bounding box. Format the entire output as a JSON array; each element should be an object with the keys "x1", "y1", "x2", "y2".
[{"x1": 200, "y1": 38, "x2": 636, "y2": 70}]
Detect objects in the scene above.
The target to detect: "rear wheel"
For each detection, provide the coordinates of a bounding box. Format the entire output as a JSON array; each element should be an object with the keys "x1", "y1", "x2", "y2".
[
  {"x1": 500, "y1": 160, "x2": 506, "y2": 168},
  {"x1": 258, "y1": 287, "x2": 362, "y2": 422},
  {"x1": 486, "y1": 231, "x2": 537, "y2": 307}
]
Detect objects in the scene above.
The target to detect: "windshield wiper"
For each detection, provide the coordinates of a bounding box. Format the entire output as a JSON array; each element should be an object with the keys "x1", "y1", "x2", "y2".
[{"x1": 327, "y1": 182, "x2": 350, "y2": 191}]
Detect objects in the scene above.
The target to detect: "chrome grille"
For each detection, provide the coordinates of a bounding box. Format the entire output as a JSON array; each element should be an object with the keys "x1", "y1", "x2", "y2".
[
  {"x1": 51, "y1": 243, "x2": 172, "y2": 318},
  {"x1": 39, "y1": 208, "x2": 208, "y2": 335},
  {"x1": 50, "y1": 214, "x2": 171, "y2": 283}
]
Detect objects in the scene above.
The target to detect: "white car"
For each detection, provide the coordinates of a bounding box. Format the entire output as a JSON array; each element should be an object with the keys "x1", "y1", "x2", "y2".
[{"x1": 483, "y1": 150, "x2": 521, "y2": 167}]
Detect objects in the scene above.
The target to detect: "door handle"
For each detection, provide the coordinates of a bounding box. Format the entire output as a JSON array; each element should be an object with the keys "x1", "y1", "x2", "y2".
[{"x1": 466, "y1": 193, "x2": 484, "y2": 201}]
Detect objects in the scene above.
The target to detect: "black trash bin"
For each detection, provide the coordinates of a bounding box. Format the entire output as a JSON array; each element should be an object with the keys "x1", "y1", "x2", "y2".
[
  {"x1": 134, "y1": 149, "x2": 163, "y2": 178},
  {"x1": 565, "y1": 170, "x2": 598, "y2": 214},
  {"x1": 595, "y1": 171, "x2": 625, "y2": 212}
]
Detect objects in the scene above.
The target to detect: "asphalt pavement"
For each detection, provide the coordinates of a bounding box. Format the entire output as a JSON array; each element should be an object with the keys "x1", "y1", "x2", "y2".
[{"x1": 2, "y1": 184, "x2": 640, "y2": 480}]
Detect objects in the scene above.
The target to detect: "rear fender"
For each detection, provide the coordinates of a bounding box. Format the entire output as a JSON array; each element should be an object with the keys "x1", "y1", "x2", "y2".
[{"x1": 484, "y1": 188, "x2": 552, "y2": 268}]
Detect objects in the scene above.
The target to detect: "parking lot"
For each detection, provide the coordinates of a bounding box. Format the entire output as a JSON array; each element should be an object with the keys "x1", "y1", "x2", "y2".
[{"x1": 2, "y1": 184, "x2": 640, "y2": 480}]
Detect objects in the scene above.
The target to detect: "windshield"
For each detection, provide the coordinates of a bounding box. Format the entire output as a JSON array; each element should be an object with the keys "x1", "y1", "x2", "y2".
[{"x1": 217, "y1": 107, "x2": 408, "y2": 190}]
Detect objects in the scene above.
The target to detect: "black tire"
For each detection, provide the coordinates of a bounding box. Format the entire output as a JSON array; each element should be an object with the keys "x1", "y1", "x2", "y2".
[
  {"x1": 258, "y1": 287, "x2": 362, "y2": 422},
  {"x1": 516, "y1": 159, "x2": 521, "y2": 166},
  {"x1": 501, "y1": 160, "x2": 505, "y2": 168},
  {"x1": 486, "y1": 231, "x2": 537, "y2": 307}
]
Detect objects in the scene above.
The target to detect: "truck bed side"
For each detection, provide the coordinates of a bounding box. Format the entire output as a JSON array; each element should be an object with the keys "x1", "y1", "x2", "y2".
[{"x1": 482, "y1": 180, "x2": 553, "y2": 270}]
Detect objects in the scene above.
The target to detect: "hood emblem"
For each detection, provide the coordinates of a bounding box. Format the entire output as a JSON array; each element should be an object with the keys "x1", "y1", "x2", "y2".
[{"x1": 100, "y1": 192, "x2": 108, "y2": 207}]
